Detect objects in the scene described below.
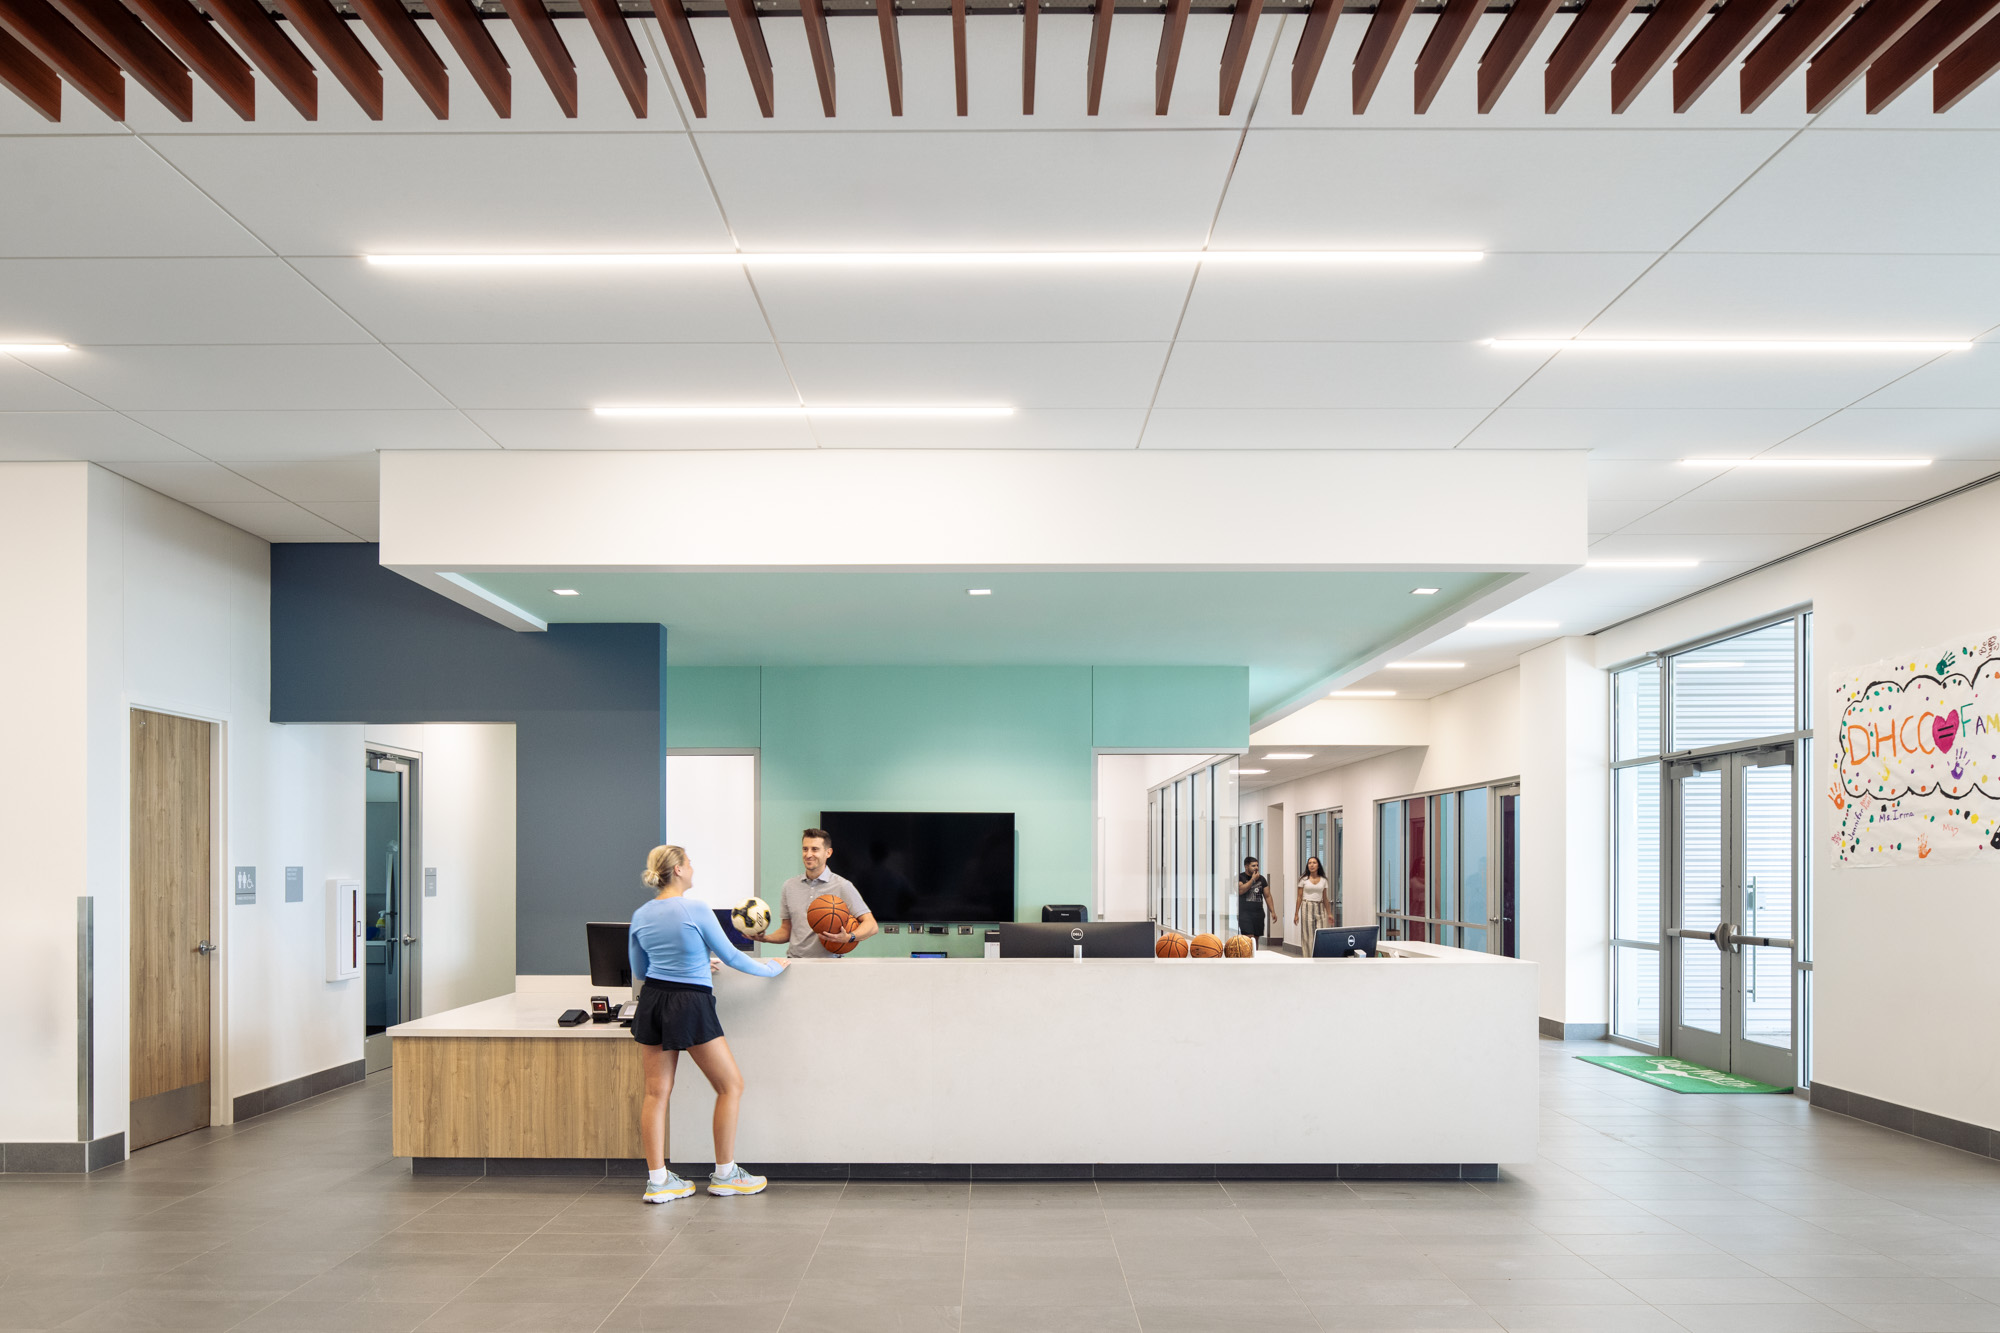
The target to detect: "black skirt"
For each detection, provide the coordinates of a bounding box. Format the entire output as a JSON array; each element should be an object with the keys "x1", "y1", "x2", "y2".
[{"x1": 631, "y1": 980, "x2": 724, "y2": 1050}]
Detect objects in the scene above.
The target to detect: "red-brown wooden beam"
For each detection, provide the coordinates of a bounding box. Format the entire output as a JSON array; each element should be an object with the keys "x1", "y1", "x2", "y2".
[
  {"x1": 271, "y1": 0, "x2": 382, "y2": 117},
  {"x1": 1023, "y1": 0, "x2": 1036, "y2": 112},
  {"x1": 1219, "y1": 0, "x2": 1262, "y2": 112},
  {"x1": 349, "y1": 0, "x2": 446, "y2": 117},
  {"x1": 1476, "y1": 0, "x2": 1559, "y2": 111},
  {"x1": 0, "y1": 23, "x2": 60, "y2": 117},
  {"x1": 1672, "y1": 0, "x2": 1787, "y2": 110},
  {"x1": 47, "y1": 0, "x2": 189, "y2": 118},
  {"x1": 432, "y1": 0, "x2": 512, "y2": 116},
  {"x1": 798, "y1": 0, "x2": 833, "y2": 114},
  {"x1": 501, "y1": 0, "x2": 575, "y2": 115},
  {"x1": 0, "y1": 0, "x2": 121, "y2": 116},
  {"x1": 1738, "y1": 0, "x2": 1862, "y2": 110},
  {"x1": 1544, "y1": 0, "x2": 1636, "y2": 110},
  {"x1": 1935, "y1": 7, "x2": 2000, "y2": 105},
  {"x1": 651, "y1": 0, "x2": 705, "y2": 116},
  {"x1": 724, "y1": 0, "x2": 772, "y2": 115},
  {"x1": 1610, "y1": 0, "x2": 1707, "y2": 109},
  {"x1": 196, "y1": 0, "x2": 313, "y2": 119},
  {"x1": 952, "y1": 0, "x2": 966, "y2": 113},
  {"x1": 121, "y1": 0, "x2": 252, "y2": 118},
  {"x1": 875, "y1": 0, "x2": 901, "y2": 114},
  {"x1": 1867, "y1": 0, "x2": 2000, "y2": 107},
  {"x1": 1290, "y1": 0, "x2": 1339, "y2": 111},
  {"x1": 1086, "y1": 0, "x2": 1111, "y2": 113},
  {"x1": 1353, "y1": 0, "x2": 1416, "y2": 111},
  {"x1": 1413, "y1": 0, "x2": 1481, "y2": 111},
  {"x1": 1806, "y1": 0, "x2": 1938, "y2": 108},
  {"x1": 1154, "y1": 0, "x2": 1187, "y2": 112}
]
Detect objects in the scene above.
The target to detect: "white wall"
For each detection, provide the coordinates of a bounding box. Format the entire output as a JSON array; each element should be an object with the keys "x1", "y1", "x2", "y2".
[
  {"x1": 665, "y1": 754, "x2": 758, "y2": 909},
  {"x1": 365, "y1": 724, "x2": 519, "y2": 1016},
  {"x1": 1596, "y1": 477, "x2": 2000, "y2": 1131},
  {"x1": 1518, "y1": 640, "x2": 1608, "y2": 1030}
]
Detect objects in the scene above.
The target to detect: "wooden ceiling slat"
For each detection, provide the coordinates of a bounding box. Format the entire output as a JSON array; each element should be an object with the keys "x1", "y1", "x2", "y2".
[
  {"x1": 1934, "y1": 7, "x2": 2000, "y2": 106},
  {"x1": 1866, "y1": 0, "x2": 2000, "y2": 107},
  {"x1": 650, "y1": 0, "x2": 705, "y2": 116},
  {"x1": 196, "y1": 0, "x2": 313, "y2": 119},
  {"x1": 0, "y1": 0, "x2": 122, "y2": 117},
  {"x1": 1353, "y1": 0, "x2": 1416, "y2": 112},
  {"x1": 432, "y1": 0, "x2": 512, "y2": 116},
  {"x1": 271, "y1": 0, "x2": 382, "y2": 117},
  {"x1": 1290, "y1": 0, "x2": 1338, "y2": 111},
  {"x1": 0, "y1": 22, "x2": 61, "y2": 117},
  {"x1": 723, "y1": 0, "x2": 772, "y2": 115},
  {"x1": 47, "y1": 0, "x2": 189, "y2": 118},
  {"x1": 798, "y1": 0, "x2": 833, "y2": 114},
  {"x1": 1738, "y1": 0, "x2": 1863, "y2": 110},
  {"x1": 1413, "y1": 0, "x2": 1481, "y2": 111},
  {"x1": 1672, "y1": 0, "x2": 1787, "y2": 110},
  {"x1": 1022, "y1": 0, "x2": 1036, "y2": 112},
  {"x1": 1219, "y1": 0, "x2": 1262, "y2": 112},
  {"x1": 875, "y1": 0, "x2": 900, "y2": 114},
  {"x1": 122, "y1": 0, "x2": 253, "y2": 118},
  {"x1": 1609, "y1": 0, "x2": 1707, "y2": 110},
  {"x1": 1476, "y1": 0, "x2": 1560, "y2": 112},
  {"x1": 349, "y1": 0, "x2": 446, "y2": 117},
  {"x1": 1085, "y1": 0, "x2": 1110, "y2": 113},
  {"x1": 1154, "y1": 0, "x2": 1187, "y2": 112},
  {"x1": 1806, "y1": 0, "x2": 1938, "y2": 108},
  {"x1": 500, "y1": 0, "x2": 575, "y2": 115},
  {"x1": 1544, "y1": 0, "x2": 1637, "y2": 110},
  {"x1": 951, "y1": 0, "x2": 965, "y2": 113}
]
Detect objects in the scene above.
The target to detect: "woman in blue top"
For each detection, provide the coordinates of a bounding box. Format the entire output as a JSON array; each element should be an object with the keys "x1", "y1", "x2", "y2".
[{"x1": 629, "y1": 844, "x2": 787, "y2": 1204}]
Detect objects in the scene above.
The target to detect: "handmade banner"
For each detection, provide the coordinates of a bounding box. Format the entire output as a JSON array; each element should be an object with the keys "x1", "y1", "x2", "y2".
[{"x1": 1832, "y1": 633, "x2": 2000, "y2": 865}]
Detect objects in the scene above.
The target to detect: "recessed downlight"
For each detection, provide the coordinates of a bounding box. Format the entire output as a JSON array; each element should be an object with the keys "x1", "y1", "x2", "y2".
[
  {"x1": 368, "y1": 251, "x2": 1486, "y2": 270},
  {"x1": 1680, "y1": 457, "x2": 1931, "y2": 469},
  {"x1": 1487, "y1": 338, "x2": 1971, "y2": 354},
  {"x1": 967, "y1": 589, "x2": 992, "y2": 596},
  {"x1": 595, "y1": 405, "x2": 1012, "y2": 419},
  {"x1": 0, "y1": 343, "x2": 71, "y2": 354},
  {"x1": 1329, "y1": 690, "x2": 1397, "y2": 697},
  {"x1": 552, "y1": 588, "x2": 580, "y2": 596},
  {"x1": 1386, "y1": 661, "x2": 1465, "y2": 670},
  {"x1": 1411, "y1": 587, "x2": 1441, "y2": 596}
]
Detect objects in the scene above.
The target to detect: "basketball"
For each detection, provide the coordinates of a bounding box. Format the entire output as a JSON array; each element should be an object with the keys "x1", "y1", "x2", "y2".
[
  {"x1": 806, "y1": 892, "x2": 852, "y2": 936},
  {"x1": 1225, "y1": 934, "x2": 1255, "y2": 958},
  {"x1": 731, "y1": 896, "x2": 772, "y2": 935},
  {"x1": 1191, "y1": 933, "x2": 1224, "y2": 958},
  {"x1": 1155, "y1": 932, "x2": 1189, "y2": 958}
]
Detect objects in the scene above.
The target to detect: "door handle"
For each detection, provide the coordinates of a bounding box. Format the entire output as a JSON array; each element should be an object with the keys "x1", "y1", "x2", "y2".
[
  {"x1": 1736, "y1": 934, "x2": 1793, "y2": 949},
  {"x1": 401, "y1": 935, "x2": 417, "y2": 946},
  {"x1": 194, "y1": 939, "x2": 216, "y2": 957},
  {"x1": 1714, "y1": 921, "x2": 1735, "y2": 954},
  {"x1": 1668, "y1": 927, "x2": 1715, "y2": 941}
]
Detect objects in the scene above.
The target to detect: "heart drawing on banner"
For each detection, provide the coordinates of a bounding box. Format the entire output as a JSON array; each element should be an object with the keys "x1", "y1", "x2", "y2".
[{"x1": 1935, "y1": 708, "x2": 1961, "y2": 754}]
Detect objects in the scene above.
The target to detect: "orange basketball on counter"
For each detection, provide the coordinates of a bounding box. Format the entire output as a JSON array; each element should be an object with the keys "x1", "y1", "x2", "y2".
[
  {"x1": 1191, "y1": 933, "x2": 1224, "y2": 958},
  {"x1": 806, "y1": 892, "x2": 853, "y2": 936},
  {"x1": 1224, "y1": 934, "x2": 1255, "y2": 958},
  {"x1": 1155, "y1": 932, "x2": 1189, "y2": 958}
]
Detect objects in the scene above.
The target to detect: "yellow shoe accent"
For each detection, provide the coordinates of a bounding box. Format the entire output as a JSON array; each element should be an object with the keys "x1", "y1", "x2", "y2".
[{"x1": 707, "y1": 1167, "x2": 767, "y2": 1196}]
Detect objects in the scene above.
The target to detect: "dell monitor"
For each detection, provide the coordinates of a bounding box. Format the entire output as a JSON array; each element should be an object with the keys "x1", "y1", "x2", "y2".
[
  {"x1": 1314, "y1": 926, "x2": 1379, "y2": 958},
  {"x1": 586, "y1": 921, "x2": 631, "y2": 987},
  {"x1": 997, "y1": 921, "x2": 1155, "y2": 958}
]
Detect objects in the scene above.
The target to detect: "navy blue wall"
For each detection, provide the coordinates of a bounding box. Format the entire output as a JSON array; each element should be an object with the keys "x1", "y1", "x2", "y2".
[{"x1": 271, "y1": 545, "x2": 664, "y2": 974}]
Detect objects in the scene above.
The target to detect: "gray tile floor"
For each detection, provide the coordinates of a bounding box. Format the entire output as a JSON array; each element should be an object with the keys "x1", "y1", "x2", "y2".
[{"x1": 5, "y1": 1037, "x2": 2000, "y2": 1332}]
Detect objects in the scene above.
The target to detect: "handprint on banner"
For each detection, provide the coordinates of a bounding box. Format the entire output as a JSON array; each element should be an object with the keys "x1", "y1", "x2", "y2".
[
  {"x1": 1827, "y1": 782, "x2": 1846, "y2": 811},
  {"x1": 1953, "y1": 747, "x2": 1969, "y2": 781}
]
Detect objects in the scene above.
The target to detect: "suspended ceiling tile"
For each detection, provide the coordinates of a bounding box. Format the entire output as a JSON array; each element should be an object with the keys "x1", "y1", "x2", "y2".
[
  {"x1": 0, "y1": 412, "x2": 189, "y2": 462},
  {"x1": 0, "y1": 259, "x2": 371, "y2": 345},
  {"x1": 1155, "y1": 342, "x2": 1531, "y2": 410},
  {"x1": 1503, "y1": 347, "x2": 1932, "y2": 410},
  {"x1": 1590, "y1": 253, "x2": 2000, "y2": 341},
  {"x1": 0, "y1": 137, "x2": 265, "y2": 257},
  {"x1": 1852, "y1": 343, "x2": 2000, "y2": 410},
  {"x1": 463, "y1": 408, "x2": 817, "y2": 450},
  {"x1": 228, "y1": 455, "x2": 380, "y2": 503},
  {"x1": 0, "y1": 359, "x2": 109, "y2": 412},
  {"x1": 149, "y1": 132, "x2": 733, "y2": 255},
  {"x1": 780, "y1": 341, "x2": 1170, "y2": 410},
  {"x1": 40, "y1": 346, "x2": 451, "y2": 412},
  {"x1": 1587, "y1": 500, "x2": 1661, "y2": 531},
  {"x1": 1618, "y1": 499, "x2": 1900, "y2": 535},
  {"x1": 807, "y1": 409, "x2": 1148, "y2": 449},
  {"x1": 1139, "y1": 408, "x2": 1488, "y2": 449},
  {"x1": 1777, "y1": 409, "x2": 2000, "y2": 460},
  {"x1": 390, "y1": 342, "x2": 797, "y2": 411},
  {"x1": 296, "y1": 501, "x2": 382, "y2": 540},
  {"x1": 1460, "y1": 407, "x2": 1827, "y2": 457},
  {"x1": 181, "y1": 500, "x2": 360, "y2": 541},
  {"x1": 1585, "y1": 459, "x2": 1713, "y2": 501},
  {"x1": 1669, "y1": 459, "x2": 2000, "y2": 503},
  {"x1": 128, "y1": 409, "x2": 496, "y2": 459},
  {"x1": 1586, "y1": 532, "x2": 1811, "y2": 562},
  {"x1": 759, "y1": 268, "x2": 1195, "y2": 345},
  {"x1": 104, "y1": 456, "x2": 283, "y2": 504}
]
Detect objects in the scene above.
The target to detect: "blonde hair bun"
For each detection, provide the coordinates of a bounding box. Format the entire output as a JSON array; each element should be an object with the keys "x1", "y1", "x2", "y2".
[{"x1": 643, "y1": 844, "x2": 688, "y2": 888}]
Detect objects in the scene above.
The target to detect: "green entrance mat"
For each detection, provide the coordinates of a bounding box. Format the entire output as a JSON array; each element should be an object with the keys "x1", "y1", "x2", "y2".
[{"x1": 1576, "y1": 1055, "x2": 1793, "y2": 1095}]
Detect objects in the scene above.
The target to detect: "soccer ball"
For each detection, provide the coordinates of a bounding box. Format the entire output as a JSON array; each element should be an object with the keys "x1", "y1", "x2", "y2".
[{"x1": 731, "y1": 896, "x2": 772, "y2": 935}]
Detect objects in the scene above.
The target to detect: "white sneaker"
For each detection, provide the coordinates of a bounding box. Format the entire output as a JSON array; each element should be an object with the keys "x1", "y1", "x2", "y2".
[
  {"x1": 708, "y1": 1164, "x2": 768, "y2": 1196},
  {"x1": 642, "y1": 1172, "x2": 694, "y2": 1203}
]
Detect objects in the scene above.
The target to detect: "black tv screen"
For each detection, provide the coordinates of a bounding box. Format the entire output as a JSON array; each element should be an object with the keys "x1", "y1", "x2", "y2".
[{"x1": 819, "y1": 811, "x2": 1015, "y2": 924}]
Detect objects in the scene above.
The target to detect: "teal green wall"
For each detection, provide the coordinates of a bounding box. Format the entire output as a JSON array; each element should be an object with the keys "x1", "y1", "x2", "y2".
[{"x1": 666, "y1": 664, "x2": 1249, "y2": 958}]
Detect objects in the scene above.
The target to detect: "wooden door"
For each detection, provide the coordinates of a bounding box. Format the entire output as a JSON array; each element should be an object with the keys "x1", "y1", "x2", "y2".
[{"x1": 130, "y1": 709, "x2": 213, "y2": 1150}]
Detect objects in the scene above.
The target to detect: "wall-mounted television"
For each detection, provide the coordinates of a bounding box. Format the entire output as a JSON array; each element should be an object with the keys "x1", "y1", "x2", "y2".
[{"x1": 818, "y1": 811, "x2": 1015, "y2": 924}]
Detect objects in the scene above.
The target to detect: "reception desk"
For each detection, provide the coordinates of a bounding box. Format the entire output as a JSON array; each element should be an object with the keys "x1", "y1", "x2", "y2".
[{"x1": 389, "y1": 942, "x2": 1536, "y2": 1180}]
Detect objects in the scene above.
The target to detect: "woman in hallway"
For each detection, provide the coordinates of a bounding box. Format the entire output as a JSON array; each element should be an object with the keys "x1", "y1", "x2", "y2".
[
  {"x1": 1297, "y1": 856, "x2": 1332, "y2": 956},
  {"x1": 629, "y1": 844, "x2": 788, "y2": 1204},
  {"x1": 1236, "y1": 856, "x2": 1271, "y2": 942}
]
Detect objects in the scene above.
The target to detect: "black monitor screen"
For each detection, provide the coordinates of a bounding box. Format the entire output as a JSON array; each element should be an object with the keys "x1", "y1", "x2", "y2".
[
  {"x1": 586, "y1": 922, "x2": 631, "y2": 987},
  {"x1": 819, "y1": 811, "x2": 1015, "y2": 923}
]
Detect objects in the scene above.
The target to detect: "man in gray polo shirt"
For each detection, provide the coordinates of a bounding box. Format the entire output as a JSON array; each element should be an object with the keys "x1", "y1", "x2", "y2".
[{"x1": 750, "y1": 828, "x2": 878, "y2": 959}]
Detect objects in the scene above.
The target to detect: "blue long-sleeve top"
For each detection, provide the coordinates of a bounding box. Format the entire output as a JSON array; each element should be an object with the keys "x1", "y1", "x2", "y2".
[{"x1": 629, "y1": 894, "x2": 784, "y2": 987}]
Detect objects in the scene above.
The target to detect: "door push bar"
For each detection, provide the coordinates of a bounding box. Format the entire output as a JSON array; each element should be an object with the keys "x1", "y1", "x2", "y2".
[{"x1": 1667, "y1": 923, "x2": 1794, "y2": 953}]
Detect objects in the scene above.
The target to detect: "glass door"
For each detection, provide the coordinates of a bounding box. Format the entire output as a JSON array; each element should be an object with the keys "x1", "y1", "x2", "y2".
[{"x1": 1667, "y1": 746, "x2": 1797, "y2": 1086}]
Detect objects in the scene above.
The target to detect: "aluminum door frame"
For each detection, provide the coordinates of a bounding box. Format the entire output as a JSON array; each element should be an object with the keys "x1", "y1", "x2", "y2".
[{"x1": 367, "y1": 750, "x2": 422, "y2": 1024}]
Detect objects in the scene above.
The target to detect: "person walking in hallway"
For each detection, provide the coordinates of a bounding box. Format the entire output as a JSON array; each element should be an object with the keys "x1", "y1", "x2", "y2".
[
  {"x1": 1237, "y1": 856, "x2": 1271, "y2": 942},
  {"x1": 628, "y1": 844, "x2": 788, "y2": 1204},
  {"x1": 1297, "y1": 856, "x2": 1332, "y2": 955}
]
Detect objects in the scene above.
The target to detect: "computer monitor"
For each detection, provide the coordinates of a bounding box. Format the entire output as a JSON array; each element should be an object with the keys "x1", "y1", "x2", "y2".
[
  {"x1": 997, "y1": 921, "x2": 1155, "y2": 958},
  {"x1": 1314, "y1": 926, "x2": 1379, "y2": 958},
  {"x1": 910, "y1": 951, "x2": 948, "y2": 959},
  {"x1": 586, "y1": 921, "x2": 631, "y2": 987}
]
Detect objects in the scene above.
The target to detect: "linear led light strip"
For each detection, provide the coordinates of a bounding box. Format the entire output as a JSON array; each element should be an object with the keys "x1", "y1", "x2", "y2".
[
  {"x1": 596, "y1": 405, "x2": 1012, "y2": 419},
  {"x1": 0, "y1": 343, "x2": 70, "y2": 354},
  {"x1": 368, "y1": 250, "x2": 1485, "y2": 269},
  {"x1": 1488, "y1": 338, "x2": 1972, "y2": 353}
]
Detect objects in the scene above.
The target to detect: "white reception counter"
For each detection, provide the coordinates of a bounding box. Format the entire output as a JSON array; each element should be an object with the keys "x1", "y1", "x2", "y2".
[{"x1": 389, "y1": 943, "x2": 1537, "y2": 1180}]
